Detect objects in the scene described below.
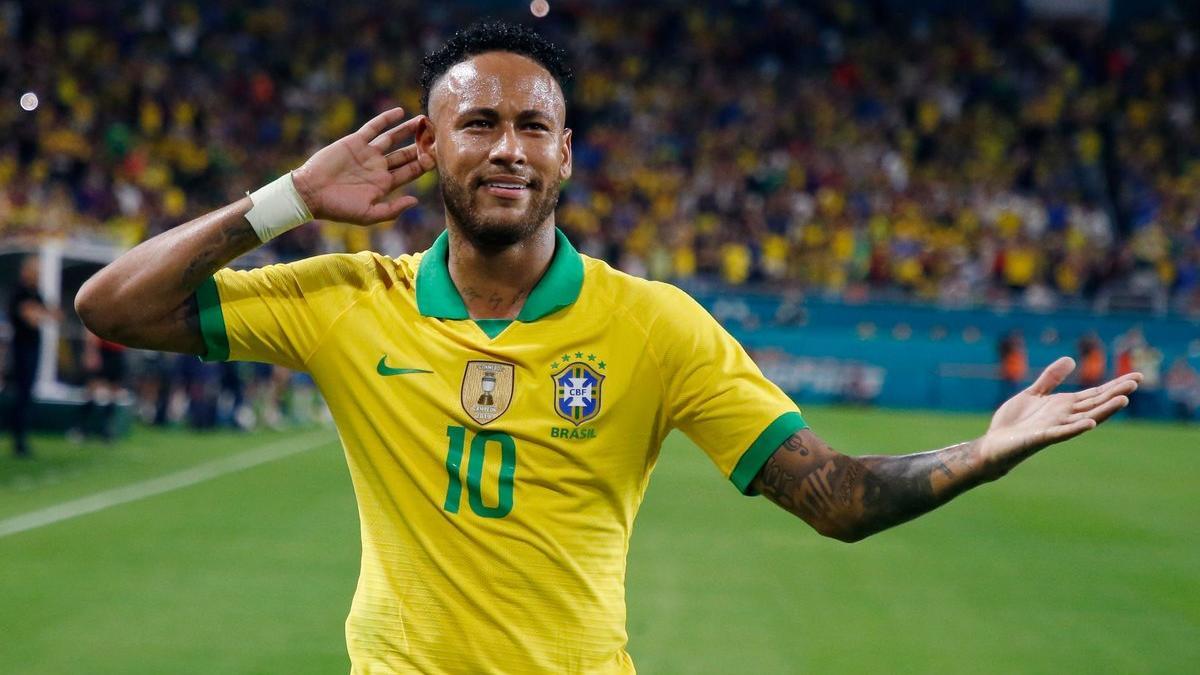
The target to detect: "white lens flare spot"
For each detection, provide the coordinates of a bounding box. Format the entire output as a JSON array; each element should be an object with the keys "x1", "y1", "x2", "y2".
[
  {"x1": 530, "y1": 0, "x2": 549, "y2": 18},
  {"x1": 19, "y1": 92, "x2": 39, "y2": 111}
]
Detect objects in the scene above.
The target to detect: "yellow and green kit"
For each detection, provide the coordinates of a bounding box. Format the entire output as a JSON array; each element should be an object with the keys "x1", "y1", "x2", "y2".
[{"x1": 197, "y1": 228, "x2": 807, "y2": 673}]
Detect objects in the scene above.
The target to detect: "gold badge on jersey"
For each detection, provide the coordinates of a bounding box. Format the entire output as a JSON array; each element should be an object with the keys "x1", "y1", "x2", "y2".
[{"x1": 461, "y1": 361, "x2": 515, "y2": 425}]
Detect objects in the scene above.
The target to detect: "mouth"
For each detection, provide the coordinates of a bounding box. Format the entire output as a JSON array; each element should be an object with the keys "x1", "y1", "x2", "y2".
[{"x1": 478, "y1": 175, "x2": 532, "y2": 201}]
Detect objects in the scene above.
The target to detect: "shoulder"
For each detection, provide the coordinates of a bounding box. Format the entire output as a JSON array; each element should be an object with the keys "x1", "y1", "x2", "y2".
[
  {"x1": 212, "y1": 251, "x2": 423, "y2": 311},
  {"x1": 580, "y1": 255, "x2": 712, "y2": 332},
  {"x1": 222, "y1": 250, "x2": 420, "y2": 292},
  {"x1": 301, "y1": 250, "x2": 420, "y2": 289},
  {"x1": 581, "y1": 255, "x2": 677, "y2": 305},
  {"x1": 344, "y1": 250, "x2": 420, "y2": 292}
]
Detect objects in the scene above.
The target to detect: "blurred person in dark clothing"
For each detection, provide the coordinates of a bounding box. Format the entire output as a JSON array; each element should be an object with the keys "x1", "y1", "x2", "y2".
[
  {"x1": 5, "y1": 256, "x2": 61, "y2": 458},
  {"x1": 68, "y1": 329, "x2": 128, "y2": 442},
  {"x1": 217, "y1": 361, "x2": 250, "y2": 430}
]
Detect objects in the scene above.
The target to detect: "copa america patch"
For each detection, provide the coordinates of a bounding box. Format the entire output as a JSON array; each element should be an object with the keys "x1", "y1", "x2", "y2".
[
  {"x1": 461, "y1": 360, "x2": 515, "y2": 425},
  {"x1": 551, "y1": 362, "x2": 604, "y2": 426}
]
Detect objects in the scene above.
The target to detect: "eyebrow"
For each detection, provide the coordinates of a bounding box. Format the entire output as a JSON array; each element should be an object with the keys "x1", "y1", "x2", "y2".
[{"x1": 456, "y1": 107, "x2": 553, "y2": 120}]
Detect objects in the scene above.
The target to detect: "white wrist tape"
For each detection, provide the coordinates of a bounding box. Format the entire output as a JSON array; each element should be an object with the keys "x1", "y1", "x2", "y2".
[{"x1": 245, "y1": 172, "x2": 313, "y2": 242}]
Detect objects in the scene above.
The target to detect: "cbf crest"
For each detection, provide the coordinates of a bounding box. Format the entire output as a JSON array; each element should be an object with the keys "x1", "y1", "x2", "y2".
[
  {"x1": 461, "y1": 361, "x2": 515, "y2": 425},
  {"x1": 551, "y1": 361, "x2": 605, "y2": 426}
]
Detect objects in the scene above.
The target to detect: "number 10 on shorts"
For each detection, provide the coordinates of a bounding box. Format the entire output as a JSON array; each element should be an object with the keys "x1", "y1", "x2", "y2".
[{"x1": 444, "y1": 426, "x2": 516, "y2": 518}]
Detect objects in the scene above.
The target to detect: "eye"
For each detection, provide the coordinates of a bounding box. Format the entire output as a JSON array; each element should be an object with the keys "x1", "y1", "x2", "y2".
[
  {"x1": 523, "y1": 122, "x2": 550, "y2": 132},
  {"x1": 465, "y1": 119, "x2": 492, "y2": 129}
]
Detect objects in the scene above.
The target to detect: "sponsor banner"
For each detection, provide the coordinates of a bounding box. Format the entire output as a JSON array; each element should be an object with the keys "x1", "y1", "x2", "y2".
[{"x1": 750, "y1": 348, "x2": 885, "y2": 403}]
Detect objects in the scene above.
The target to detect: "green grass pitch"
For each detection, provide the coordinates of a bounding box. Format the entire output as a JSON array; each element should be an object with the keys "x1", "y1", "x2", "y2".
[{"x1": 1, "y1": 406, "x2": 1196, "y2": 673}]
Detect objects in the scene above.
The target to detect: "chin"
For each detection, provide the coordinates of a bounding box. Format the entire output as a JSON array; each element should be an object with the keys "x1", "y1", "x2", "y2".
[
  {"x1": 443, "y1": 179, "x2": 559, "y2": 251},
  {"x1": 461, "y1": 218, "x2": 541, "y2": 250}
]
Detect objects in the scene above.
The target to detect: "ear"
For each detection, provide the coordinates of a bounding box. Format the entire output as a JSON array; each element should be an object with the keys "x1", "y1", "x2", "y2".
[
  {"x1": 416, "y1": 115, "x2": 437, "y2": 159},
  {"x1": 558, "y1": 127, "x2": 573, "y2": 182}
]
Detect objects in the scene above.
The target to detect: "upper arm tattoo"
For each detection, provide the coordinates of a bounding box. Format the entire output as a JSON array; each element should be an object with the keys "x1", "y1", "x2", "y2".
[
  {"x1": 125, "y1": 291, "x2": 205, "y2": 356},
  {"x1": 178, "y1": 292, "x2": 202, "y2": 345},
  {"x1": 751, "y1": 429, "x2": 988, "y2": 542}
]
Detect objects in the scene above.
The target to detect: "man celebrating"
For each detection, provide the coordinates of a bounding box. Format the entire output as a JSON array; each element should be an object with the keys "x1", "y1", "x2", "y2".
[{"x1": 76, "y1": 21, "x2": 1141, "y2": 674}]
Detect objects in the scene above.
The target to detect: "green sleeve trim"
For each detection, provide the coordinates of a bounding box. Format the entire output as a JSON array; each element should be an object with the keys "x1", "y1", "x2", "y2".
[
  {"x1": 195, "y1": 276, "x2": 230, "y2": 362},
  {"x1": 729, "y1": 411, "x2": 808, "y2": 495}
]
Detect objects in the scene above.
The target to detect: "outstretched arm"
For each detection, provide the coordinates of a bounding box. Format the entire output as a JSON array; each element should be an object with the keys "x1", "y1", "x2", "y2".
[
  {"x1": 75, "y1": 108, "x2": 434, "y2": 354},
  {"x1": 18, "y1": 297, "x2": 62, "y2": 326},
  {"x1": 751, "y1": 357, "x2": 1142, "y2": 542}
]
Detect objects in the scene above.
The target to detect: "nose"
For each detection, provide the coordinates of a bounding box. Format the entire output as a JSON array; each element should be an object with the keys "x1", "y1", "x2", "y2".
[{"x1": 488, "y1": 123, "x2": 526, "y2": 166}]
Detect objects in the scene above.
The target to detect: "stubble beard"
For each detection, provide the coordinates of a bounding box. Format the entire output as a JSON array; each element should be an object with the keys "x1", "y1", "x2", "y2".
[{"x1": 440, "y1": 173, "x2": 560, "y2": 252}]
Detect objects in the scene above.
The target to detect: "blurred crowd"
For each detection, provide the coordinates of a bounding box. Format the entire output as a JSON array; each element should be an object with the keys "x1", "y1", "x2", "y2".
[
  {"x1": 119, "y1": 353, "x2": 330, "y2": 432},
  {"x1": 2, "y1": 0, "x2": 1200, "y2": 313},
  {"x1": 998, "y1": 325, "x2": 1200, "y2": 420}
]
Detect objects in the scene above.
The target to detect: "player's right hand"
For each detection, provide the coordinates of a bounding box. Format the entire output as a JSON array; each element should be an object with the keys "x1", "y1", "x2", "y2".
[{"x1": 292, "y1": 107, "x2": 436, "y2": 224}]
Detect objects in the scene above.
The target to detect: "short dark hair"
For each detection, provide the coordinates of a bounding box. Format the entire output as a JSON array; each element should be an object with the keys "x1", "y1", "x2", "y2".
[{"x1": 420, "y1": 20, "x2": 573, "y2": 113}]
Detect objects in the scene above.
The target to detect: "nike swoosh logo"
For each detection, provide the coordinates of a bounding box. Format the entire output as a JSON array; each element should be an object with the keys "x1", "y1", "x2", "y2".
[{"x1": 376, "y1": 356, "x2": 433, "y2": 377}]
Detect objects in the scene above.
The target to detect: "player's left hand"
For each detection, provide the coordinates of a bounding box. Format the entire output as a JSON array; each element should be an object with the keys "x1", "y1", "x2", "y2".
[{"x1": 980, "y1": 357, "x2": 1142, "y2": 469}]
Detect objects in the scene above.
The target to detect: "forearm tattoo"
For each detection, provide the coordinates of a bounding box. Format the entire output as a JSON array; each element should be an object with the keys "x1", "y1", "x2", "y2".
[
  {"x1": 180, "y1": 218, "x2": 261, "y2": 288},
  {"x1": 752, "y1": 430, "x2": 991, "y2": 542},
  {"x1": 163, "y1": 217, "x2": 257, "y2": 353}
]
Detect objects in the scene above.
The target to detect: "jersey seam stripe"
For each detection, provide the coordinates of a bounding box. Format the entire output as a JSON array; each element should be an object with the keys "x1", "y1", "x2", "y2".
[
  {"x1": 729, "y1": 411, "x2": 809, "y2": 495},
  {"x1": 300, "y1": 253, "x2": 381, "y2": 368},
  {"x1": 196, "y1": 275, "x2": 229, "y2": 362}
]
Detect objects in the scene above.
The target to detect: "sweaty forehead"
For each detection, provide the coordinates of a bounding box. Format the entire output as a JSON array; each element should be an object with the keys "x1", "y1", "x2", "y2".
[{"x1": 428, "y1": 51, "x2": 564, "y2": 123}]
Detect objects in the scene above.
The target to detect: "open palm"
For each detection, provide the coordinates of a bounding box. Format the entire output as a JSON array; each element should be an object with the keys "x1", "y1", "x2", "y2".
[
  {"x1": 981, "y1": 356, "x2": 1141, "y2": 466},
  {"x1": 292, "y1": 107, "x2": 436, "y2": 224}
]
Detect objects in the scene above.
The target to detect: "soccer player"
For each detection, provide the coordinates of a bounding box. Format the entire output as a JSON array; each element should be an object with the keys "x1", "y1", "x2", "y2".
[{"x1": 75, "y1": 21, "x2": 1142, "y2": 674}]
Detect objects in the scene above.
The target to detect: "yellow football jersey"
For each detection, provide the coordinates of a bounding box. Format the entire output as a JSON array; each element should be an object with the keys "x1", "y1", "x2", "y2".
[{"x1": 196, "y1": 228, "x2": 806, "y2": 674}]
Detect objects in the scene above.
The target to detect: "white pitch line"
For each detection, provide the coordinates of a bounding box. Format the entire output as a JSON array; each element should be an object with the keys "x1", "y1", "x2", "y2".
[{"x1": 0, "y1": 431, "x2": 336, "y2": 540}]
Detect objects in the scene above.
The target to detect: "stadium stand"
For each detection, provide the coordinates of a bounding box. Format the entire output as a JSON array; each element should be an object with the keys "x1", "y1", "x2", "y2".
[{"x1": 2, "y1": 0, "x2": 1199, "y2": 426}]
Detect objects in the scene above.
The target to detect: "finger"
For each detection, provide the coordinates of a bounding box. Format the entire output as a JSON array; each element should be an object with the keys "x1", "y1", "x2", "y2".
[
  {"x1": 368, "y1": 115, "x2": 425, "y2": 152},
  {"x1": 363, "y1": 194, "x2": 419, "y2": 223},
  {"x1": 355, "y1": 107, "x2": 406, "y2": 143},
  {"x1": 385, "y1": 143, "x2": 420, "y2": 170},
  {"x1": 419, "y1": 150, "x2": 436, "y2": 171},
  {"x1": 1078, "y1": 395, "x2": 1129, "y2": 425},
  {"x1": 1070, "y1": 373, "x2": 1140, "y2": 408},
  {"x1": 389, "y1": 153, "x2": 435, "y2": 187},
  {"x1": 1067, "y1": 394, "x2": 1129, "y2": 425},
  {"x1": 1040, "y1": 417, "x2": 1098, "y2": 445},
  {"x1": 385, "y1": 143, "x2": 435, "y2": 173},
  {"x1": 1072, "y1": 378, "x2": 1138, "y2": 412},
  {"x1": 1088, "y1": 395, "x2": 1130, "y2": 425},
  {"x1": 1027, "y1": 356, "x2": 1076, "y2": 396},
  {"x1": 1072, "y1": 372, "x2": 1142, "y2": 401}
]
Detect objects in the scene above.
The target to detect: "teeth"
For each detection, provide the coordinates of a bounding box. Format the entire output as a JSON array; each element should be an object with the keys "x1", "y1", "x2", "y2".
[{"x1": 490, "y1": 183, "x2": 524, "y2": 189}]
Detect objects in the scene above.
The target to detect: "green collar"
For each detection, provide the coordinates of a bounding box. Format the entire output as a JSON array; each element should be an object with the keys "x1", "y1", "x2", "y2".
[{"x1": 416, "y1": 227, "x2": 584, "y2": 322}]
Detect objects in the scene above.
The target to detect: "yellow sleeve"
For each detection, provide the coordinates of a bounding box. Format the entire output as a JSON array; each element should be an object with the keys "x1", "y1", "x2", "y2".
[
  {"x1": 652, "y1": 284, "x2": 807, "y2": 494},
  {"x1": 195, "y1": 253, "x2": 376, "y2": 371}
]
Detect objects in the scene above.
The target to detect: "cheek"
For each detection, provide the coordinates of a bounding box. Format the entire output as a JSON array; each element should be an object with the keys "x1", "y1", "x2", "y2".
[
  {"x1": 443, "y1": 133, "x2": 490, "y2": 166},
  {"x1": 529, "y1": 142, "x2": 564, "y2": 173}
]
